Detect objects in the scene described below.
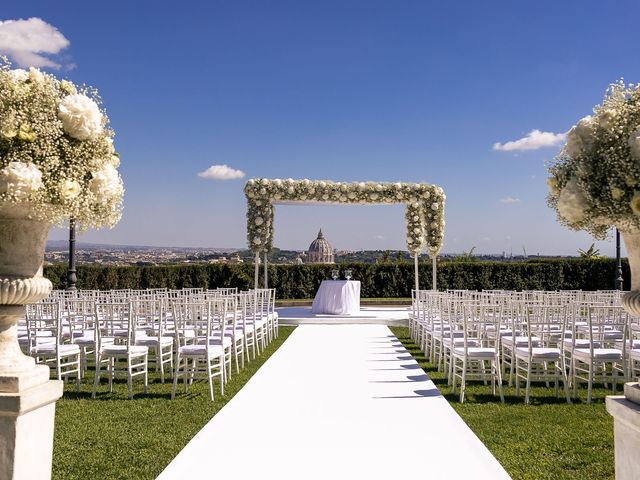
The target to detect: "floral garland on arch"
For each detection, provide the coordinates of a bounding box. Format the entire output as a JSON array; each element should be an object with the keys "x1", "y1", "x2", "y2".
[
  {"x1": 244, "y1": 178, "x2": 446, "y2": 257},
  {"x1": 0, "y1": 57, "x2": 123, "y2": 229},
  {"x1": 547, "y1": 80, "x2": 640, "y2": 237}
]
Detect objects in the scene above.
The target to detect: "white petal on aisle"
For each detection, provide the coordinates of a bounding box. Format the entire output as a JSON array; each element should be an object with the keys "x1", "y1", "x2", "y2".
[{"x1": 158, "y1": 325, "x2": 510, "y2": 480}]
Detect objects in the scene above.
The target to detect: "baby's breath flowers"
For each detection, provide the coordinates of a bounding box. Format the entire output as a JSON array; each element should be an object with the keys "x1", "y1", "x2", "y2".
[
  {"x1": 244, "y1": 179, "x2": 446, "y2": 256},
  {"x1": 547, "y1": 80, "x2": 640, "y2": 237},
  {"x1": 0, "y1": 57, "x2": 123, "y2": 228}
]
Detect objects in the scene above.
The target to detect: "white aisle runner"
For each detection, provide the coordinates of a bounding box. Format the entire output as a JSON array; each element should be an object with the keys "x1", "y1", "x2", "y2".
[{"x1": 158, "y1": 325, "x2": 510, "y2": 480}]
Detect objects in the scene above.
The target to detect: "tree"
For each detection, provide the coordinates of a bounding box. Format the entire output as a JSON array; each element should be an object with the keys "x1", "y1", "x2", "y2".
[{"x1": 578, "y1": 244, "x2": 601, "y2": 259}]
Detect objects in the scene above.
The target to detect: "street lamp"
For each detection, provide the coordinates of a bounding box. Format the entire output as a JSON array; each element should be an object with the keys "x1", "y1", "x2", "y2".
[
  {"x1": 66, "y1": 217, "x2": 77, "y2": 291},
  {"x1": 615, "y1": 228, "x2": 624, "y2": 291}
]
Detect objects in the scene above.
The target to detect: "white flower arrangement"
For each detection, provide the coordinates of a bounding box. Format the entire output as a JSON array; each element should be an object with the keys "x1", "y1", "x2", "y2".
[
  {"x1": 547, "y1": 80, "x2": 640, "y2": 237},
  {"x1": 0, "y1": 58, "x2": 123, "y2": 228},
  {"x1": 244, "y1": 178, "x2": 446, "y2": 256}
]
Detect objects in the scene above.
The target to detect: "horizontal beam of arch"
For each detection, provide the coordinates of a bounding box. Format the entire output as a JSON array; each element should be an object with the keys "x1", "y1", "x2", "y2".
[{"x1": 244, "y1": 178, "x2": 446, "y2": 257}]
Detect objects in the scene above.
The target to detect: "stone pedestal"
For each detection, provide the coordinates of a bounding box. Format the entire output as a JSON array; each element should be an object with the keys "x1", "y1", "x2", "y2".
[
  {"x1": 606, "y1": 383, "x2": 640, "y2": 480},
  {"x1": 0, "y1": 205, "x2": 62, "y2": 479},
  {"x1": 0, "y1": 304, "x2": 63, "y2": 480}
]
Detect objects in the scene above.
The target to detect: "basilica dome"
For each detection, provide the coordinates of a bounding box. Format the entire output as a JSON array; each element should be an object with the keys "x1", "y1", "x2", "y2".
[{"x1": 307, "y1": 229, "x2": 335, "y2": 264}]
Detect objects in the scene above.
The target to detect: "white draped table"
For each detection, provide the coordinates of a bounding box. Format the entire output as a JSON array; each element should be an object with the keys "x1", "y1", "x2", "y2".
[{"x1": 311, "y1": 280, "x2": 361, "y2": 315}]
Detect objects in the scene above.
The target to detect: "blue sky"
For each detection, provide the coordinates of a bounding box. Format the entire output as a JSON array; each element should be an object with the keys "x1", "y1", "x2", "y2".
[{"x1": 2, "y1": 1, "x2": 639, "y2": 255}]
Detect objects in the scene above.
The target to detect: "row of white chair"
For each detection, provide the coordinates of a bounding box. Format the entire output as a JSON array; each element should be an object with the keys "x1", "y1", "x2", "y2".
[
  {"x1": 409, "y1": 290, "x2": 638, "y2": 403},
  {"x1": 20, "y1": 288, "x2": 278, "y2": 400}
]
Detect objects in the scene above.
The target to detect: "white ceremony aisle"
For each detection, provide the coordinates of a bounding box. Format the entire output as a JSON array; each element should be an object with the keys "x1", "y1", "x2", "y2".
[{"x1": 158, "y1": 324, "x2": 510, "y2": 480}]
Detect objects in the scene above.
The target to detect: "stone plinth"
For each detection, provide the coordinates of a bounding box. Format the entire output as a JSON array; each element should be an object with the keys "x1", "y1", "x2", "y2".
[{"x1": 606, "y1": 383, "x2": 640, "y2": 480}]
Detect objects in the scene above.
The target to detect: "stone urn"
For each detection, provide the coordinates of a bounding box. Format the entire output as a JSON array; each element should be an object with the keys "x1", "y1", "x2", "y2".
[
  {"x1": 607, "y1": 229, "x2": 640, "y2": 480},
  {"x1": 0, "y1": 204, "x2": 63, "y2": 480}
]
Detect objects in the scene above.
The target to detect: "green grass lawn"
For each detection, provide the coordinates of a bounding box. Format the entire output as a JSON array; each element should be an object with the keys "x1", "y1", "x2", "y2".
[
  {"x1": 390, "y1": 326, "x2": 615, "y2": 480},
  {"x1": 52, "y1": 326, "x2": 295, "y2": 480}
]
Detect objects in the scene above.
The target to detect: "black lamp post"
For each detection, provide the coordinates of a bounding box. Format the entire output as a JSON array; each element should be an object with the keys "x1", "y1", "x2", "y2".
[
  {"x1": 615, "y1": 228, "x2": 624, "y2": 291},
  {"x1": 66, "y1": 217, "x2": 77, "y2": 291}
]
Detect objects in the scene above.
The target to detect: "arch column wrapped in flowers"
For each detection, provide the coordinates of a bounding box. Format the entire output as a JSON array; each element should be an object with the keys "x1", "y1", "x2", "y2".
[{"x1": 244, "y1": 178, "x2": 446, "y2": 291}]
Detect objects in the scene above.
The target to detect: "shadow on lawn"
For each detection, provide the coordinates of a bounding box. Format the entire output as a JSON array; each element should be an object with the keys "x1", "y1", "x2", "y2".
[{"x1": 390, "y1": 330, "x2": 612, "y2": 406}]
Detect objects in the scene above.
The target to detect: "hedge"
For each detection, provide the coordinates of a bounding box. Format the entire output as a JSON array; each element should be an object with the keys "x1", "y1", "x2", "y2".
[{"x1": 43, "y1": 258, "x2": 630, "y2": 299}]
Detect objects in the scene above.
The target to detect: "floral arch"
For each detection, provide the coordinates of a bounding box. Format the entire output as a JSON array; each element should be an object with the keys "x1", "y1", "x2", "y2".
[{"x1": 244, "y1": 178, "x2": 446, "y2": 290}]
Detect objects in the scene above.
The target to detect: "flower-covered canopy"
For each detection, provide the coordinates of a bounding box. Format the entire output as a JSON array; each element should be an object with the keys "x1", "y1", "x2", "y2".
[{"x1": 244, "y1": 178, "x2": 446, "y2": 257}]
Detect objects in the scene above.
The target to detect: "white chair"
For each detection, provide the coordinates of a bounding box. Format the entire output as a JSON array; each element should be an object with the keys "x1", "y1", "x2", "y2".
[
  {"x1": 514, "y1": 305, "x2": 570, "y2": 404},
  {"x1": 571, "y1": 305, "x2": 628, "y2": 403},
  {"x1": 132, "y1": 298, "x2": 174, "y2": 383},
  {"x1": 92, "y1": 302, "x2": 149, "y2": 399},
  {"x1": 171, "y1": 301, "x2": 226, "y2": 401},
  {"x1": 27, "y1": 301, "x2": 81, "y2": 391},
  {"x1": 450, "y1": 303, "x2": 504, "y2": 403}
]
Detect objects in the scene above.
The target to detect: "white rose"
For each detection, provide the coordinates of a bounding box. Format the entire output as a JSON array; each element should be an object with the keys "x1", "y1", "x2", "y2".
[
  {"x1": 413, "y1": 227, "x2": 421, "y2": 234},
  {"x1": 557, "y1": 177, "x2": 587, "y2": 223},
  {"x1": 347, "y1": 192, "x2": 356, "y2": 199},
  {"x1": 255, "y1": 217, "x2": 264, "y2": 226},
  {"x1": 565, "y1": 116, "x2": 593, "y2": 157},
  {"x1": 89, "y1": 164, "x2": 123, "y2": 202},
  {"x1": 28, "y1": 67, "x2": 45, "y2": 83},
  {"x1": 431, "y1": 203, "x2": 439, "y2": 211},
  {"x1": 58, "y1": 94, "x2": 103, "y2": 140},
  {"x1": 0, "y1": 162, "x2": 42, "y2": 199},
  {"x1": 253, "y1": 238, "x2": 262, "y2": 245},
  {"x1": 629, "y1": 126, "x2": 640, "y2": 160},
  {"x1": 59, "y1": 179, "x2": 82, "y2": 201},
  {"x1": 274, "y1": 179, "x2": 282, "y2": 186},
  {"x1": 287, "y1": 186, "x2": 294, "y2": 194},
  {"x1": 9, "y1": 69, "x2": 28, "y2": 82}
]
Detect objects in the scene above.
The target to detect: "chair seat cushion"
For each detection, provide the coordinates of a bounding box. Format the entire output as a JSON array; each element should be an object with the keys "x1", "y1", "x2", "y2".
[
  {"x1": 179, "y1": 344, "x2": 224, "y2": 356},
  {"x1": 101, "y1": 345, "x2": 148, "y2": 356},
  {"x1": 452, "y1": 347, "x2": 496, "y2": 358},
  {"x1": 515, "y1": 347, "x2": 561, "y2": 359},
  {"x1": 502, "y1": 336, "x2": 539, "y2": 346},
  {"x1": 32, "y1": 343, "x2": 80, "y2": 356},
  {"x1": 573, "y1": 348, "x2": 622, "y2": 360},
  {"x1": 135, "y1": 336, "x2": 173, "y2": 347},
  {"x1": 443, "y1": 338, "x2": 480, "y2": 348},
  {"x1": 563, "y1": 339, "x2": 600, "y2": 349},
  {"x1": 201, "y1": 336, "x2": 232, "y2": 348}
]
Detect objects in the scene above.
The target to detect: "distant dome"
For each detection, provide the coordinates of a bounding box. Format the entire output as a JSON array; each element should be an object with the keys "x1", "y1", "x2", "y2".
[{"x1": 307, "y1": 229, "x2": 335, "y2": 264}]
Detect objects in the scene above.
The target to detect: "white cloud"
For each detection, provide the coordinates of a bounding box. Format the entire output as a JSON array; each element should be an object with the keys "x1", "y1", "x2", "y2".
[
  {"x1": 0, "y1": 18, "x2": 70, "y2": 69},
  {"x1": 198, "y1": 164, "x2": 245, "y2": 180},
  {"x1": 493, "y1": 129, "x2": 566, "y2": 152},
  {"x1": 500, "y1": 197, "x2": 521, "y2": 204}
]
